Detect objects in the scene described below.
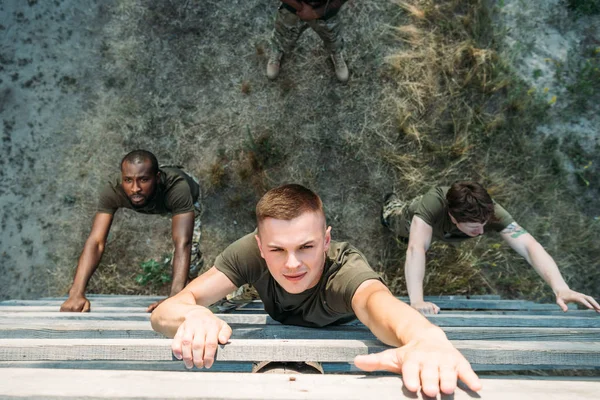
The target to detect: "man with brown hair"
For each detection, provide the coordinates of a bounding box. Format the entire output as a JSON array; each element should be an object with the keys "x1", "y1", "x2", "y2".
[
  {"x1": 381, "y1": 181, "x2": 600, "y2": 314},
  {"x1": 151, "y1": 184, "x2": 482, "y2": 397}
]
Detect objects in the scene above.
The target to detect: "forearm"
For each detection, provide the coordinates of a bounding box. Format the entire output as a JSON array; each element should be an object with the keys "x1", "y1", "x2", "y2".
[
  {"x1": 151, "y1": 290, "x2": 210, "y2": 337},
  {"x1": 405, "y1": 246, "x2": 427, "y2": 303},
  {"x1": 527, "y1": 242, "x2": 569, "y2": 292},
  {"x1": 170, "y1": 244, "x2": 191, "y2": 296},
  {"x1": 69, "y1": 241, "x2": 104, "y2": 296},
  {"x1": 364, "y1": 290, "x2": 445, "y2": 347}
]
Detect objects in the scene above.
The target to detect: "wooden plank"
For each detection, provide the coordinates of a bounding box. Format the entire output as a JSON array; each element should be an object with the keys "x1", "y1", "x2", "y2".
[
  {"x1": 0, "y1": 339, "x2": 598, "y2": 367},
  {"x1": 237, "y1": 299, "x2": 568, "y2": 311},
  {"x1": 2, "y1": 312, "x2": 598, "y2": 328},
  {"x1": 0, "y1": 369, "x2": 599, "y2": 399},
  {"x1": 2, "y1": 360, "x2": 597, "y2": 373},
  {"x1": 3, "y1": 298, "x2": 563, "y2": 311},
  {"x1": 0, "y1": 298, "x2": 164, "y2": 307},
  {"x1": 2, "y1": 320, "x2": 599, "y2": 342},
  {"x1": 0, "y1": 306, "x2": 149, "y2": 313}
]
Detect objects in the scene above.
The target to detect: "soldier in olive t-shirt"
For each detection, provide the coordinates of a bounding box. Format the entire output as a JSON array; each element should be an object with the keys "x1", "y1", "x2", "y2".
[
  {"x1": 97, "y1": 167, "x2": 200, "y2": 216},
  {"x1": 384, "y1": 186, "x2": 514, "y2": 242},
  {"x1": 60, "y1": 151, "x2": 204, "y2": 314},
  {"x1": 215, "y1": 232, "x2": 382, "y2": 327},
  {"x1": 381, "y1": 181, "x2": 600, "y2": 315}
]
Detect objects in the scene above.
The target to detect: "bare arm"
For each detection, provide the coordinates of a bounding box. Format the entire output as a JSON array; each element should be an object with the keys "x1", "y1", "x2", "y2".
[
  {"x1": 60, "y1": 213, "x2": 113, "y2": 312},
  {"x1": 501, "y1": 222, "x2": 600, "y2": 312},
  {"x1": 170, "y1": 212, "x2": 195, "y2": 296},
  {"x1": 151, "y1": 266, "x2": 237, "y2": 336},
  {"x1": 404, "y1": 216, "x2": 439, "y2": 313},
  {"x1": 352, "y1": 280, "x2": 481, "y2": 396},
  {"x1": 150, "y1": 266, "x2": 238, "y2": 369}
]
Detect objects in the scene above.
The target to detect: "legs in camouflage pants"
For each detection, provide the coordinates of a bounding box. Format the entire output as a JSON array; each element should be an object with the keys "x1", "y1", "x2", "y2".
[{"x1": 267, "y1": 6, "x2": 348, "y2": 82}]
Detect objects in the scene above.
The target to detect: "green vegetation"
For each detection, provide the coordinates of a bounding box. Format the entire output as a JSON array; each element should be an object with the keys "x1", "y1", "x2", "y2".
[
  {"x1": 49, "y1": 0, "x2": 599, "y2": 303},
  {"x1": 135, "y1": 256, "x2": 172, "y2": 289}
]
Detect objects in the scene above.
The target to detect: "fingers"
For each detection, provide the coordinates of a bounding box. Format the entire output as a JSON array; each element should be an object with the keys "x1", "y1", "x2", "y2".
[
  {"x1": 400, "y1": 359, "x2": 421, "y2": 393},
  {"x1": 417, "y1": 303, "x2": 440, "y2": 315},
  {"x1": 172, "y1": 319, "x2": 229, "y2": 369},
  {"x1": 353, "y1": 348, "x2": 402, "y2": 373},
  {"x1": 179, "y1": 322, "x2": 203, "y2": 369},
  {"x1": 146, "y1": 302, "x2": 158, "y2": 313},
  {"x1": 218, "y1": 323, "x2": 232, "y2": 344},
  {"x1": 556, "y1": 297, "x2": 568, "y2": 312},
  {"x1": 457, "y1": 360, "x2": 482, "y2": 393},
  {"x1": 438, "y1": 362, "x2": 458, "y2": 394},
  {"x1": 171, "y1": 324, "x2": 185, "y2": 361},
  {"x1": 587, "y1": 296, "x2": 600, "y2": 312},
  {"x1": 419, "y1": 361, "x2": 441, "y2": 397}
]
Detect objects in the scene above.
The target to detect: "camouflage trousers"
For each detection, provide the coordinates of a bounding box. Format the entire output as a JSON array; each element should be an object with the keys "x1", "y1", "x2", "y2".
[
  {"x1": 382, "y1": 195, "x2": 421, "y2": 238},
  {"x1": 188, "y1": 201, "x2": 203, "y2": 279},
  {"x1": 270, "y1": 6, "x2": 344, "y2": 55}
]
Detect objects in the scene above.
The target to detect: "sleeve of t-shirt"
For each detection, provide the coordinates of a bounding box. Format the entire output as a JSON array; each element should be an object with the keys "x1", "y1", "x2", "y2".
[
  {"x1": 96, "y1": 183, "x2": 120, "y2": 215},
  {"x1": 413, "y1": 187, "x2": 445, "y2": 226},
  {"x1": 214, "y1": 232, "x2": 264, "y2": 288},
  {"x1": 489, "y1": 203, "x2": 515, "y2": 231},
  {"x1": 325, "y1": 250, "x2": 384, "y2": 314},
  {"x1": 165, "y1": 179, "x2": 195, "y2": 216}
]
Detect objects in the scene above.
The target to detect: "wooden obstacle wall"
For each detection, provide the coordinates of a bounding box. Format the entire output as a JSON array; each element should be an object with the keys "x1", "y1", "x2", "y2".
[{"x1": 0, "y1": 295, "x2": 598, "y2": 399}]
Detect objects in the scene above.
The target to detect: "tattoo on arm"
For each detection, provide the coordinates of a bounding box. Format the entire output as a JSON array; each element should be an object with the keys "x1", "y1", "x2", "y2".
[{"x1": 501, "y1": 222, "x2": 528, "y2": 239}]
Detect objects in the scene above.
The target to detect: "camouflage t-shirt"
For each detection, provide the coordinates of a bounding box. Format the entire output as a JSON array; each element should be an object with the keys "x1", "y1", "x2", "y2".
[
  {"x1": 401, "y1": 186, "x2": 514, "y2": 243},
  {"x1": 97, "y1": 167, "x2": 200, "y2": 216},
  {"x1": 214, "y1": 232, "x2": 383, "y2": 327}
]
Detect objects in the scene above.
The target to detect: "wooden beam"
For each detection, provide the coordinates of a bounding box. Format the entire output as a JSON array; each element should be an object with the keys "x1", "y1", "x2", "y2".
[
  {"x1": 2, "y1": 360, "x2": 597, "y2": 373},
  {"x1": 1, "y1": 321, "x2": 599, "y2": 342},
  {"x1": 0, "y1": 306, "x2": 149, "y2": 313},
  {"x1": 2, "y1": 312, "x2": 597, "y2": 327},
  {"x1": 3, "y1": 297, "x2": 566, "y2": 311},
  {"x1": 0, "y1": 369, "x2": 599, "y2": 399},
  {"x1": 0, "y1": 339, "x2": 598, "y2": 367},
  {"x1": 236, "y1": 300, "x2": 568, "y2": 311}
]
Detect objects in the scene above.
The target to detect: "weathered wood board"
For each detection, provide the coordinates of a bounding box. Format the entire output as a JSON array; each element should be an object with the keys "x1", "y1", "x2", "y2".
[
  {"x1": 1, "y1": 339, "x2": 598, "y2": 367},
  {"x1": 0, "y1": 369, "x2": 598, "y2": 400}
]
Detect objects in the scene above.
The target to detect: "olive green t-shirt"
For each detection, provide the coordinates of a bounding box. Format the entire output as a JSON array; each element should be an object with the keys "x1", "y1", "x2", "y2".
[
  {"x1": 97, "y1": 167, "x2": 200, "y2": 216},
  {"x1": 404, "y1": 186, "x2": 514, "y2": 243},
  {"x1": 214, "y1": 232, "x2": 383, "y2": 328}
]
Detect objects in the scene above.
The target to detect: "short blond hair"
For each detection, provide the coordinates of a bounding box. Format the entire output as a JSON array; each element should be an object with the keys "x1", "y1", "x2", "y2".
[{"x1": 256, "y1": 184, "x2": 325, "y2": 227}]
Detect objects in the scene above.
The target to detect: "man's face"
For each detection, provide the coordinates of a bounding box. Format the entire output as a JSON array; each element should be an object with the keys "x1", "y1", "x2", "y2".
[
  {"x1": 120, "y1": 160, "x2": 159, "y2": 207},
  {"x1": 255, "y1": 211, "x2": 331, "y2": 294},
  {"x1": 449, "y1": 213, "x2": 486, "y2": 237}
]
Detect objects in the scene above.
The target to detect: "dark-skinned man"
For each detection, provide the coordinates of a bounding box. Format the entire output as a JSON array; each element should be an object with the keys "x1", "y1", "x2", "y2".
[
  {"x1": 267, "y1": 0, "x2": 349, "y2": 82},
  {"x1": 60, "y1": 150, "x2": 202, "y2": 313}
]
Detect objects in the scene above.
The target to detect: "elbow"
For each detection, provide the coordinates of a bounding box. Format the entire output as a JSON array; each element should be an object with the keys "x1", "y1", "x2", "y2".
[
  {"x1": 86, "y1": 237, "x2": 106, "y2": 254},
  {"x1": 150, "y1": 307, "x2": 167, "y2": 335},
  {"x1": 406, "y1": 243, "x2": 425, "y2": 258},
  {"x1": 174, "y1": 238, "x2": 192, "y2": 253}
]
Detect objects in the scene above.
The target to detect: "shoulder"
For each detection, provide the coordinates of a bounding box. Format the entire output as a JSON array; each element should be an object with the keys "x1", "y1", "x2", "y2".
[
  {"x1": 214, "y1": 232, "x2": 265, "y2": 286},
  {"x1": 97, "y1": 177, "x2": 126, "y2": 214},
  {"x1": 489, "y1": 201, "x2": 515, "y2": 231},
  {"x1": 324, "y1": 241, "x2": 383, "y2": 313},
  {"x1": 160, "y1": 168, "x2": 199, "y2": 214},
  {"x1": 414, "y1": 186, "x2": 447, "y2": 221}
]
